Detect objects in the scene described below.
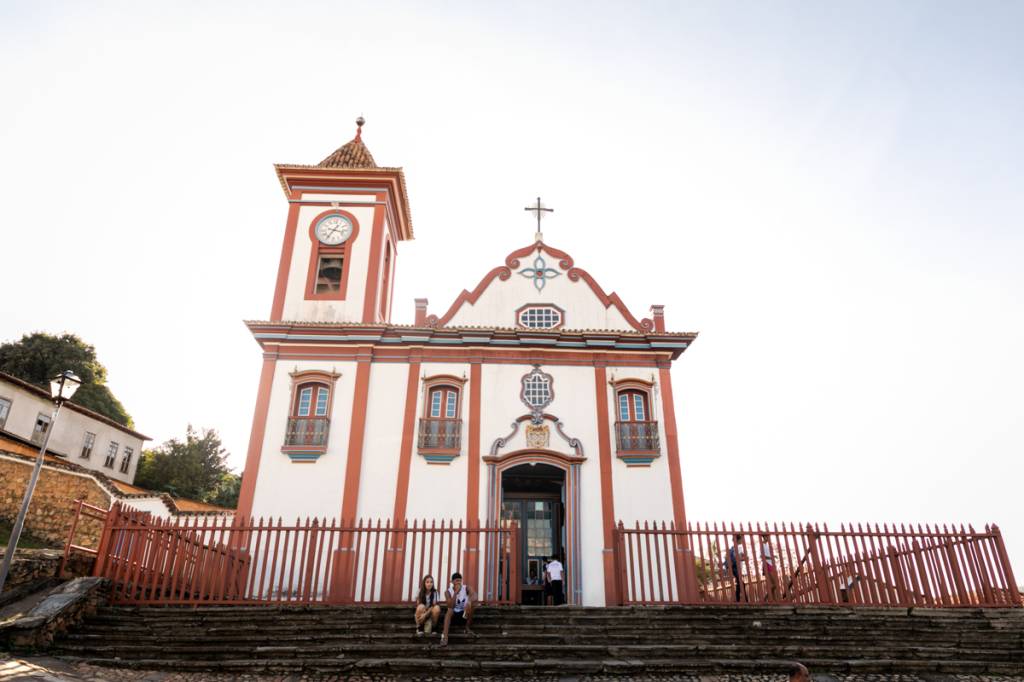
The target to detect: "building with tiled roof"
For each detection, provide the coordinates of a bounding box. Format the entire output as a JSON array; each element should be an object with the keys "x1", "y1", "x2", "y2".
[
  {"x1": 0, "y1": 371, "x2": 149, "y2": 484},
  {"x1": 236, "y1": 120, "x2": 698, "y2": 607}
]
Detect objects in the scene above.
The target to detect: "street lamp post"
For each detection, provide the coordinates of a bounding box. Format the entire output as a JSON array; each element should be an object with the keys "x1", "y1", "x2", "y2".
[{"x1": 0, "y1": 370, "x2": 81, "y2": 594}]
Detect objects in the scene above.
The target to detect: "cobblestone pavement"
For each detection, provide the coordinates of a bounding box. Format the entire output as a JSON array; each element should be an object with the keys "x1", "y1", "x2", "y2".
[{"x1": 1, "y1": 658, "x2": 1022, "y2": 682}]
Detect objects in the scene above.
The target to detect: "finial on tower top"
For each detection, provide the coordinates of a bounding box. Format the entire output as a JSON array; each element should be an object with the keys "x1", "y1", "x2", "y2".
[{"x1": 355, "y1": 115, "x2": 365, "y2": 140}]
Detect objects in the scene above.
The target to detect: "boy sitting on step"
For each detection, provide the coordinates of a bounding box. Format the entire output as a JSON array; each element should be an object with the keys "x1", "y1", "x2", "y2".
[{"x1": 439, "y1": 571, "x2": 477, "y2": 646}]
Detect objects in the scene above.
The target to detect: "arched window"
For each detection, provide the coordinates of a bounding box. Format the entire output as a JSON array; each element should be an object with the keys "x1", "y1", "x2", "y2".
[
  {"x1": 418, "y1": 375, "x2": 467, "y2": 462},
  {"x1": 282, "y1": 370, "x2": 340, "y2": 462},
  {"x1": 612, "y1": 381, "x2": 660, "y2": 462},
  {"x1": 427, "y1": 385, "x2": 460, "y2": 419},
  {"x1": 294, "y1": 382, "x2": 330, "y2": 418},
  {"x1": 617, "y1": 389, "x2": 649, "y2": 423}
]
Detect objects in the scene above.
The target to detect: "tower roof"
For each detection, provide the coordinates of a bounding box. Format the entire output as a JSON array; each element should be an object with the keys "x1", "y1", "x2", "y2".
[{"x1": 318, "y1": 116, "x2": 377, "y2": 169}]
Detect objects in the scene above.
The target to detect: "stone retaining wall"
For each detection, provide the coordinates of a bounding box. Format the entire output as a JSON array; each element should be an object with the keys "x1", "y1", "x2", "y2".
[{"x1": 0, "y1": 455, "x2": 110, "y2": 550}]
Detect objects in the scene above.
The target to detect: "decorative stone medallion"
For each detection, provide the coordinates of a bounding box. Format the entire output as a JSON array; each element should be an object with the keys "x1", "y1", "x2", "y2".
[{"x1": 525, "y1": 423, "x2": 550, "y2": 449}]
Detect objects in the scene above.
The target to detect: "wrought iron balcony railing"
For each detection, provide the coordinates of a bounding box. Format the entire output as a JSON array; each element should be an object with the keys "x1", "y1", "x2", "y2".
[
  {"x1": 418, "y1": 418, "x2": 462, "y2": 451},
  {"x1": 614, "y1": 420, "x2": 660, "y2": 453},
  {"x1": 284, "y1": 417, "x2": 330, "y2": 448}
]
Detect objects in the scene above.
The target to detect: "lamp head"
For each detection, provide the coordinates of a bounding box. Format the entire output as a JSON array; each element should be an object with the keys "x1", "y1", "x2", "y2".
[{"x1": 50, "y1": 370, "x2": 82, "y2": 403}]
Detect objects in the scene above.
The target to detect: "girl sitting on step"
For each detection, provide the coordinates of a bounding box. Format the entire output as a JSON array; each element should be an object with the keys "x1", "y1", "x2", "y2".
[{"x1": 415, "y1": 575, "x2": 441, "y2": 636}]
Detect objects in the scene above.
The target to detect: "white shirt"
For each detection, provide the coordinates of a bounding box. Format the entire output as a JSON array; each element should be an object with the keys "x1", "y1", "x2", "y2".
[
  {"x1": 546, "y1": 560, "x2": 564, "y2": 581},
  {"x1": 447, "y1": 584, "x2": 469, "y2": 613}
]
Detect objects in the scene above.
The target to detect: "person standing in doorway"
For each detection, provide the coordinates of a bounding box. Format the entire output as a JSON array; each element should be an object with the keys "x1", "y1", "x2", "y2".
[{"x1": 544, "y1": 556, "x2": 565, "y2": 605}]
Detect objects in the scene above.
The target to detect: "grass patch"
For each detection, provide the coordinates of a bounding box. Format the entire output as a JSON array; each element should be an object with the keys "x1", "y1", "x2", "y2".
[{"x1": 0, "y1": 521, "x2": 56, "y2": 550}]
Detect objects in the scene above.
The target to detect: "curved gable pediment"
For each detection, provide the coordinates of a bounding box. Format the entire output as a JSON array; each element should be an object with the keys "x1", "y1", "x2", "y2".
[{"x1": 430, "y1": 242, "x2": 653, "y2": 332}]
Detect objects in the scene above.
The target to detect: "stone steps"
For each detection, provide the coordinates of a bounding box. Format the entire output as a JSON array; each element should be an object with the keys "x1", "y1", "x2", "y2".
[
  {"x1": 51, "y1": 641, "x2": 1021, "y2": 661},
  {"x1": 49, "y1": 604, "x2": 1024, "y2": 676}
]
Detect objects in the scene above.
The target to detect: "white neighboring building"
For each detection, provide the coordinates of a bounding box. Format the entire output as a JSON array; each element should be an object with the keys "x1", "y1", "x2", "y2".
[
  {"x1": 237, "y1": 120, "x2": 698, "y2": 606},
  {"x1": 0, "y1": 371, "x2": 149, "y2": 484}
]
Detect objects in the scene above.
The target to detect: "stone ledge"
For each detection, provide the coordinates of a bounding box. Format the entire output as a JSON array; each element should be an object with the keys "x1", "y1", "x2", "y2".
[{"x1": 0, "y1": 577, "x2": 108, "y2": 652}]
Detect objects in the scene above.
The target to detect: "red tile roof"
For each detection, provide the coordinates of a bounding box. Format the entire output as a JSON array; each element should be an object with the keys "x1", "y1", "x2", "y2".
[{"x1": 319, "y1": 136, "x2": 377, "y2": 169}]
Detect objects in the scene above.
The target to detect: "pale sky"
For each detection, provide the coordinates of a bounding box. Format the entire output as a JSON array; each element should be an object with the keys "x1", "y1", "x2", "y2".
[{"x1": 2, "y1": 2, "x2": 1022, "y2": 569}]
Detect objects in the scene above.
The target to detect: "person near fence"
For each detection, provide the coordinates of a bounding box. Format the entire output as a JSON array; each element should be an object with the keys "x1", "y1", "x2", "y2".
[
  {"x1": 414, "y1": 575, "x2": 442, "y2": 636},
  {"x1": 440, "y1": 571, "x2": 477, "y2": 646},
  {"x1": 760, "y1": 533, "x2": 779, "y2": 602},
  {"x1": 544, "y1": 556, "x2": 565, "y2": 606},
  {"x1": 727, "y1": 534, "x2": 748, "y2": 602}
]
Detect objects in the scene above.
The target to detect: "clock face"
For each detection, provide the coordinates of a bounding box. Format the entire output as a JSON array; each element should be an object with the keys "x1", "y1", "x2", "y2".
[{"x1": 315, "y1": 215, "x2": 353, "y2": 245}]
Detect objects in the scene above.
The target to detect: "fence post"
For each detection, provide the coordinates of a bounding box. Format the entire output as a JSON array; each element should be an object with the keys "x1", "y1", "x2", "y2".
[
  {"x1": 614, "y1": 522, "x2": 628, "y2": 605},
  {"x1": 990, "y1": 524, "x2": 1021, "y2": 606},
  {"x1": 59, "y1": 499, "x2": 84, "y2": 578},
  {"x1": 678, "y1": 525, "x2": 699, "y2": 603},
  {"x1": 943, "y1": 532, "x2": 968, "y2": 604},
  {"x1": 805, "y1": 526, "x2": 833, "y2": 604},
  {"x1": 91, "y1": 502, "x2": 119, "y2": 578},
  {"x1": 887, "y1": 545, "x2": 909, "y2": 605}
]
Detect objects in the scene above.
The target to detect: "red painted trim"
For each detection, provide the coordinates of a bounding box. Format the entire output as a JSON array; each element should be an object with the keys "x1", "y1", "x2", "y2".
[
  {"x1": 593, "y1": 366, "x2": 618, "y2": 605},
  {"x1": 361, "y1": 201, "x2": 387, "y2": 323},
  {"x1": 274, "y1": 166, "x2": 412, "y2": 241},
  {"x1": 391, "y1": 361, "x2": 421, "y2": 525},
  {"x1": 236, "y1": 357, "x2": 277, "y2": 518},
  {"x1": 433, "y1": 241, "x2": 652, "y2": 331},
  {"x1": 304, "y1": 209, "x2": 361, "y2": 301},
  {"x1": 657, "y1": 368, "x2": 687, "y2": 529},
  {"x1": 259, "y1": 344, "x2": 672, "y2": 368},
  {"x1": 379, "y1": 240, "x2": 393, "y2": 321},
  {"x1": 270, "y1": 204, "x2": 301, "y2": 321},
  {"x1": 431, "y1": 266, "x2": 512, "y2": 327},
  {"x1": 339, "y1": 359, "x2": 372, "y2": 522},
  {"x1": 610, "y1": 377, "x2": 656, "y2": 389},
  {"x1": 566, "y1": 268, "x2": 653, "y2": 332},
  {"x1": 482, "y1": 448, "x2": 585, "y2": 465},
  {"x1": 466, "y1": 362, "x2": 482, "y2": 524}
]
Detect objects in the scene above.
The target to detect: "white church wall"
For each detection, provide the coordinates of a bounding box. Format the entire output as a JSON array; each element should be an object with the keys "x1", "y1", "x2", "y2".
[
  {"x1": 444, "y1": 261, "x2": 635, "y2": 331},
  {"x1": 605, "y1": 367, "x2": 678, "y2": 528},
  {"x1": 248, "y1": 360, "x2": 356, "y2": 522},
  {"x1": 478, "y1": 362, "x2": 609, "y2": 606},
  {"x1": 281, "y1": 200, "x2": 377, "y2": 323},
  {"x1": 354, "y1": 362, "x2": 408, "y2": 522},
  {"x1": 404, "y1": 362, "x2": 471, "y2": 523}
]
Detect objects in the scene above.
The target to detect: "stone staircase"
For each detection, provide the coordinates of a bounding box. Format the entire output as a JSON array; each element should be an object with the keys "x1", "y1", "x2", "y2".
[{"x1": 49, "y1": 604, "x2": 1024, "y2": 677}]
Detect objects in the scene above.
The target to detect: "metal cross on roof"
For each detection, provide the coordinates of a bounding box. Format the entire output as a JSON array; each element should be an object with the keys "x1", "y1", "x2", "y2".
[{"x1": 524, "y1": 197, "x2": 553, "y2": 242}]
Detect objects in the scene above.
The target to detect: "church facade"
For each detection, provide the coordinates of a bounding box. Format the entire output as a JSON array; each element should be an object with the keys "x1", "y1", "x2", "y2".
[{"x1": 236, "y1": 121, "x2": 698, "y2": 607}]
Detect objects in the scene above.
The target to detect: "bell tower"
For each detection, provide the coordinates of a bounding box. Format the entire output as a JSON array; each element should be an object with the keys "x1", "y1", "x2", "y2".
[{"x1": 268, "y1": 118, "x2": 413, "y2": 324}]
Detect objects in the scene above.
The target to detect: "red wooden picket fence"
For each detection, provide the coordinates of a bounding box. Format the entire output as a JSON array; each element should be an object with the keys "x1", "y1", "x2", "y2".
[
  {"x1": 616, "y1": 521, "x2": 1022, "y2": 608},
  {"x1": 89, "y1": 504, "x2": 519, "y2": 606},
  {"x1": 58, "y1": 499, "x2": 108, "y2": 577}
]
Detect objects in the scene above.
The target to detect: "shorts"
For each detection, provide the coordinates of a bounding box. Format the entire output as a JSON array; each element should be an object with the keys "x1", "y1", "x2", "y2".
[{"x1": 448, "y1": 609, "x2": 468, "y2": 627}]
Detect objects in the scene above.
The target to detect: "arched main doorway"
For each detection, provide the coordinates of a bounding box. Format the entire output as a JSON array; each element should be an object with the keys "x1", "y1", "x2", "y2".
[
  {"x1": 484, "y1": 449, "x2": 583, "y2": 605},
  {"x1": 501, "y1": 463, "x2": 564, "y2": 604}
]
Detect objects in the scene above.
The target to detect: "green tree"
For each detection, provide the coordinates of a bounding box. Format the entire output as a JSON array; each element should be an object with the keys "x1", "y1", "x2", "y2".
[
  {"x1": 0, "y1": 332, "x2": 133, "y2": 427},
  {"x1": 135, "y1": 426, "x2": 238, "y2": 506},
  {"x1": 209, "y1": 471, "x2": 242, "y2": 509}
]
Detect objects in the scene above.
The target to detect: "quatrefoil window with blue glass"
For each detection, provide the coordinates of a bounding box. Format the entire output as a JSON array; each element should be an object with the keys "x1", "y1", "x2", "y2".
[{"x1": 518, "y1": 255, "x2": 561, "y2": 291}]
